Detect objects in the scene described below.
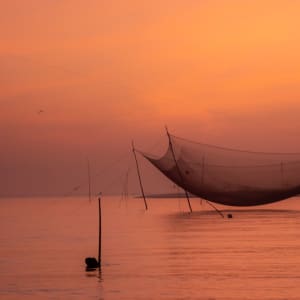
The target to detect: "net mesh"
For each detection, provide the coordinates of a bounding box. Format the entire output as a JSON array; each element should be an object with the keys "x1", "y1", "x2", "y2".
[{"x1": 143, "y1": 134, "x2": 300, "y2": 206}]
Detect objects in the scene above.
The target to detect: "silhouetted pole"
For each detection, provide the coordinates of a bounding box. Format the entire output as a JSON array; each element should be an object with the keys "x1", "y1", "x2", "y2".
[
  {"x1": 206, "y1": 200, "x2": 224, "y2": 218},
  {"x1": 85, "y1": 194, "x2": 102, "y2": 269},
  {"x1": 132, "y1": 141, "x2": 148, "y2": 210},
  {"x1": 165, "y1": 126, "x2": 193, "y2": 213},
  {"x1": 98, "y1": 195, "x2": 102, "y2": 266}
]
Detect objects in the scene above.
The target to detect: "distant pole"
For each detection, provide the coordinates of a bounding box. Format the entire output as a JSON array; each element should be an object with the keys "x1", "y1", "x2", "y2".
[
  {"x1": 98, "y1": 195, "x2": 102, "y2": 266},
  {"x1": 132, "y1": 141, "x2": 148, "y2": 210},
  {"x1": 165, "y1": 126, "x2": 193, "y2": 213},
  {"x1": 87, "y1": 158, "x2": 92, "y2": 203},
  {"x1": 206, "y1": 200, "x2": 224, "y2": 218}
]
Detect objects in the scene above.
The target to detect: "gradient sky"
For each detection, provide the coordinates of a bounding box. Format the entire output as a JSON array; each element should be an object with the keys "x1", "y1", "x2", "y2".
[{"x1": 1, "y1": 0, "x2": 300, "y2": 196}]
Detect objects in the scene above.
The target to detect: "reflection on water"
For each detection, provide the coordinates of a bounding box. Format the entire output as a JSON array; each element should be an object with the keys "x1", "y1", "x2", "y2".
[{"x1": 0, "y1": 196, "x2": 300, "y2": 299}]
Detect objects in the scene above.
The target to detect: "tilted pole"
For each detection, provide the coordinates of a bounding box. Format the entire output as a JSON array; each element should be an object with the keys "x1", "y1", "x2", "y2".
[
  {"x1": 132, "y1": 141, "x2": 148, "y2": 210},
  {"x1": 165, "y1": 127, "x2": 193, "y2": 213},
  {"x1": 206, "y1": 200, "x2": 224, "y2": 218}
]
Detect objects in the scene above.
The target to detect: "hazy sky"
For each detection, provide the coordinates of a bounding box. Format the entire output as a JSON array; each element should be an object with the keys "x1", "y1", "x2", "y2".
[{"x1": 1, "y1": 0, "x2": 300, "y2": 196}]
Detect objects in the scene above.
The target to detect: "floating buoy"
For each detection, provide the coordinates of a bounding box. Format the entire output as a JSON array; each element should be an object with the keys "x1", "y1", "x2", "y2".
[{"x1": 85, "y1": 257, "x2": 99, "y2": 269}]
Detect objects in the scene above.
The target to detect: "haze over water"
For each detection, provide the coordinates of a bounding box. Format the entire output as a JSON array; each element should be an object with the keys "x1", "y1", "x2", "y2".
[{"x1": 1, "y1": 196, "x2": 300, "y2": 300}]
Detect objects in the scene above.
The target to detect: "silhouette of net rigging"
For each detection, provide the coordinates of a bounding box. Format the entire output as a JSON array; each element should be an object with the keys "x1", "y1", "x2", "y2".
[{"x1": 142, "y1": 134, "x2": 300, "y2": 206}]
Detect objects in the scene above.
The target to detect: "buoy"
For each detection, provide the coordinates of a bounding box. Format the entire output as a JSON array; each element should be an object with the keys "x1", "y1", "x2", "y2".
[{"x1": 85, "y1": 257, "x2": 99, "y2": 269}]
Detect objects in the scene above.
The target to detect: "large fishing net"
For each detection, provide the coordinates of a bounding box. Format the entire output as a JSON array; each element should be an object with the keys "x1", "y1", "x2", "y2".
[{"x1": 142, "y1": 134, "x2": 300, "y2": 206}]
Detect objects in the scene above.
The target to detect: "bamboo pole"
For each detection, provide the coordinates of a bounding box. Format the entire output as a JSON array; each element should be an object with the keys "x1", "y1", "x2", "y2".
[
  {"x1": 165, "y1": 127, "x2": 193, "y2": 213},
  {"x1": 132, "y1": 141, "x2": 148, "y2": 210},
  {"x1": 98, "y1": 195, "x2": 102, "y2": 266},
  {"x1": 84, "y1": 194, "x2": 102, "y2": 269},
  {"x1": 206, "y1": 200, "x2": 224, "y2": 218}
]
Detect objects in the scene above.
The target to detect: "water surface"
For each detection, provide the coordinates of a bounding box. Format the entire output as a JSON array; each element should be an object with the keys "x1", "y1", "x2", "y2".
[{"x1": 0, "y1": 196, "x2": 300, "y2": 299}]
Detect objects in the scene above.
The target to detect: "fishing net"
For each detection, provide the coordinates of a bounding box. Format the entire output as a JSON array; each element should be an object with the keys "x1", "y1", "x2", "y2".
[{"x1": 142, "y1": 134, "x2": 300, "y2": 206}]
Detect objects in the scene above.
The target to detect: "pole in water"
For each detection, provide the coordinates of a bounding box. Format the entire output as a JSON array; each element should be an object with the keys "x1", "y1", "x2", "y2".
[
  {"x1": 132, "y1": 141, "x2": 148, "y2": 210},
  {"x1": 165, "y1": 126, "x2": 192, "y2": 213},
  {"x1": 206, "y1": 200, "x2": 224, "y2": 218},
  {"x1": 85, "y1": 194, "x2": 102, "y2": 269},
  {"x1": 98, "y1": 195, "x2": 102, "y2": 266}
]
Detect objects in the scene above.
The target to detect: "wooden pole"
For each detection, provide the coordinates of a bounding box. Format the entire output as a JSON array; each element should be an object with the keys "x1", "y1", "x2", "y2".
[
  {"x1": 98, "y1": 195, "x2": 102, "y2": 266},
  {"x1": 84, "y1": 194, "x2": 102, "y2": 269},
  {"x1": 132, "y1": 141, "x2": 148, "y2": 210},
  {"x1": 165, "y1": 127, "x2": 193, "y2": 213},
  {"x1": 206, "y1": 200, "x2": 224, "y2": 218}
]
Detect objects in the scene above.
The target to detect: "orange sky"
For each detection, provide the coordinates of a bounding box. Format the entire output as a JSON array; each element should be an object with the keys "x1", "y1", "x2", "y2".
[{"x1": 1, "y1": 0, "x2": 300, "y2": 196}]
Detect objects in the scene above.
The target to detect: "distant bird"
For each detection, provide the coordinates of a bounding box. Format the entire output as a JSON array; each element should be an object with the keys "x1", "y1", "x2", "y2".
[{"x1": 37, "y1": 110, "x2": 44, "y2": 114}]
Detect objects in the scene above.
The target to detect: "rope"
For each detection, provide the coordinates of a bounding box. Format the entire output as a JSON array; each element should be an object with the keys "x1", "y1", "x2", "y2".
[{"x1": 171, "y1": 133, "x2": 300, "y2": 156}]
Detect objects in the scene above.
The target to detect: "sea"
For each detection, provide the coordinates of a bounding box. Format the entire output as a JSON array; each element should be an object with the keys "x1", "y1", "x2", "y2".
[{"x1": 0, "y1": 195, "x2": 300, "y2": 300}]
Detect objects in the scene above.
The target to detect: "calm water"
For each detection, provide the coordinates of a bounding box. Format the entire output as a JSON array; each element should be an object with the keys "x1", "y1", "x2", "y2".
[{"x1": 1, "y1": 196, "x2": 300, "y2": 300}]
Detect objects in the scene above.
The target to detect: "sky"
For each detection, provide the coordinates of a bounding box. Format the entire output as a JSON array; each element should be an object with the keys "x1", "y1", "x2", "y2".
[{"x1": 1, "y1": 0, "x2": 300, "y2": 196}]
